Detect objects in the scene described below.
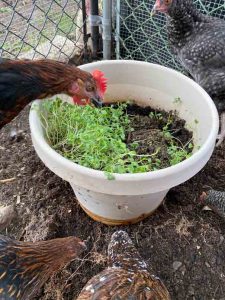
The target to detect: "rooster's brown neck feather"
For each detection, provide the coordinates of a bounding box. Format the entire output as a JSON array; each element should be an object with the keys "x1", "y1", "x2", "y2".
[{"x1": 0, "y1": 59, "x2": 92, "y2": 129}]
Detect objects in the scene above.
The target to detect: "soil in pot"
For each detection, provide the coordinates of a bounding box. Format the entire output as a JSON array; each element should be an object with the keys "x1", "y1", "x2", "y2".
[
  {"x1": 125, "y1": 104, "x2": 193, "y2": 170},
  {"x1": 40, "y1": 99, "x2": 194, "y2": 174}
]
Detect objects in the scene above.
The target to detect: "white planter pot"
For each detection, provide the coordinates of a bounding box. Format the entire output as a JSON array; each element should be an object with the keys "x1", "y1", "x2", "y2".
[{"x1": 29, "y1": 60, "x2": 219, "y2": 225}]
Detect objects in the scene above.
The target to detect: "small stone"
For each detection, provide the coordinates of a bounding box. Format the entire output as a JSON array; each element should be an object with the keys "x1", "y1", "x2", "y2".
[
  {"x1": 172, "y1": 261, "x2": 182, "y2": 271},
  {"x1": 202, "y1": 205, "x2": 212, "y2": 211},
  {"x1": 180, "y1": 265, "x2": 186, "y2": 275},
  {"x1": 196, "y1": 245, "x2": 200, "y2": 250},
  {"x1": 9, "y1": 129, "x2": 24, "y2": 142},
  {"x1": 0, "y1": 205, "x2": 16, "y2": 231},
  {"x1": 188, "y1": 285, "x2": 195, "y2": 295},
  {"x1": 9, "y1": 129, "x2": 17, "y2": 140},
  {"x1": 16, "y1": 195, "x2": 21, "y2": 204},
  {"x1": 81, "y1": 277, "x2": 87, "y2": 284},
  {"x1": 205, "y1": 262, "x2": 210, "y2": 268}
]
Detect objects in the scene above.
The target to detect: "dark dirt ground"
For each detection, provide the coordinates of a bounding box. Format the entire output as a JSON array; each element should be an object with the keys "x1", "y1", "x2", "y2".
[
  {"x1": 126, "y1": 104, "x2": 192, "y2": 169},
  {"x1": 0, "y1": 105, "x2": 225, "y2": 300}
]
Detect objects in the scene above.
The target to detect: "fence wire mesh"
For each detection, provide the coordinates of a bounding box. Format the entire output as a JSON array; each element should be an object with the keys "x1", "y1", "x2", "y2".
[
  {"x1": 115, "y1": 0, "x2": 225, "y2": 71},
  {"x1": 0, "y1": 0, "x2": 89, "y2": 62}
]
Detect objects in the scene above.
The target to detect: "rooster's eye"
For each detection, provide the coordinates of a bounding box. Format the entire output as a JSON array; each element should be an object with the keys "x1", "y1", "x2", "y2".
[{"x1": 86, "y1": 85, "x2": 95, "y2": 92}]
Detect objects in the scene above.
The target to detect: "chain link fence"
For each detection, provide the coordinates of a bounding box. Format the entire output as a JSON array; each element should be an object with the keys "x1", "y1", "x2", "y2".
[
  {"x1": 0, "y1": 0, "x2": 91, "y2": 63},
  {"x1": 1, "y1": 0, "x2": 225, "y2": 69},
  {"x1": 114, "y1": 0, "x2": 225, "y2": 71}
]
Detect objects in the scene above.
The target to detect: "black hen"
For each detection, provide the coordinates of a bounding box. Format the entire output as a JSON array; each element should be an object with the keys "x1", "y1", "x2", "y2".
[
  {"x1": 152, "y1": 0, "x2": 225, "y2": 146},
  {"x1": 200, "y1": 190, "x2": 225, "y2": 219}
]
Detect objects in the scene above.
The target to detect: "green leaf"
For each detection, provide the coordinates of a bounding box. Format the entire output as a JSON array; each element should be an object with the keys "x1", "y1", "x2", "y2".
[{"x1": 104, "y1": 172, "x2": 116, "y2": 180}]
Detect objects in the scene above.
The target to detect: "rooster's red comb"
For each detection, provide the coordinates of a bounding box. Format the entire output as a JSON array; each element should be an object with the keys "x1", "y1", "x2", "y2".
[{"x1": 92, "y1": 69, "x2": 107, "y2": 96}]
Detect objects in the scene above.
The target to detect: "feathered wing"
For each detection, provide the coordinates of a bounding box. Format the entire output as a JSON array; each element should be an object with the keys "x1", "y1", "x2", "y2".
[
  {"x1": 77, "y1": 268, "x2": 170, "y2": 300},
  {"x1": 0, "y1": 59, "x2": 51, "y2": 129},
  {"x1": 178, "y1": 21, "x2": 225, "y2": 110},
  {"x1": 179, "y1": 22, "x2": 225, "y2": 70},
  {"x1": 0, "y1": 236, "x2": 43, "y2": 300}
]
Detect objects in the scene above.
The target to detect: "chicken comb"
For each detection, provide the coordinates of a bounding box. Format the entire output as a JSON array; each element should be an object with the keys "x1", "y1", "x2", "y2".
[{"x1": 92, "y1": 69, "x2": 107, "y2": 96}]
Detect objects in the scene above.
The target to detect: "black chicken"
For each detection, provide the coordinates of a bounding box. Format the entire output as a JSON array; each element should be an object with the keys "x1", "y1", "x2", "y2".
[
  {"x1": 152, "y1": 0, "x2": 225, "y2": 146},
  {"x1": 200, "y1": 190, "x2": 225, "y2": 219}
]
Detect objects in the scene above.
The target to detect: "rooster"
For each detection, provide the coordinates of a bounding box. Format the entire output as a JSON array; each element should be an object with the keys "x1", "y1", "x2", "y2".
[
  {"x1": 152, "y1": 0, "x2": 225, "y2": 146},
  {"x1": 0, "y1": 235, "x2": 86, "y2": 300},
  {"x1": 0, "y1": 58, "x2": 107, "y2": 129}
]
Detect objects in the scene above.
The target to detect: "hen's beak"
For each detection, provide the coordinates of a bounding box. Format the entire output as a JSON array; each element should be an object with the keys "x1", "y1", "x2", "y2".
[{"x1": 90, "y1": 95, "x2": 103, "y2": 107}]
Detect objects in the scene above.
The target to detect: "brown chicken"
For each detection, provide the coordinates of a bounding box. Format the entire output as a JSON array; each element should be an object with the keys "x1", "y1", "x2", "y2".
[
  {"x1": 0, "y1": 58, "x2": 107, "y2": 129},
  {"x1": 0, "y1": 235, "x2": 85, "y2": 300},
  {"x1": 200, "y1": 190, "x2": 225, "y2": 219},
  {"x1": 77, "y1": 230, "x2": 170, "y2": 300}
]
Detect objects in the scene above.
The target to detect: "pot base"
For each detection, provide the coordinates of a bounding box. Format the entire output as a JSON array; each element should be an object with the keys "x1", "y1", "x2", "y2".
[
  {"x1": 71, "y1": 184, "x2": 168, "y2": 225},
  {"x1": 79, "y1": 202, "x2": 158, "y2": 225}
]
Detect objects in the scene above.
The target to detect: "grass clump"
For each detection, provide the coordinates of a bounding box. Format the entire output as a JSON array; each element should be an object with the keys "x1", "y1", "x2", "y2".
[{"x1": 40, "y1": 98, "x2": 193, "y2": 174}]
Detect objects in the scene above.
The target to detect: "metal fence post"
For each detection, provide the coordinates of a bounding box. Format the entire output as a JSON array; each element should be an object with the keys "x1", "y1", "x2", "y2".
[
  {"x1": 115, "y1": 0, "x2": 120, "y2": 60},
  {"x1": 90, "y1": 0, "x2": 99, "y2": 59},
  {"x1": 82, "y1": 0, "x2": 89, "y2": 61},
  {"x1": 103, "y1": 0, "x2": 112, "y2": 60}
]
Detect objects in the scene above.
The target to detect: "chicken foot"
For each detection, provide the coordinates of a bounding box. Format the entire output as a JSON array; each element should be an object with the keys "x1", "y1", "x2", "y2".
[{"x1": 216, "y1": 112, "x2": 225, "y2": 147}]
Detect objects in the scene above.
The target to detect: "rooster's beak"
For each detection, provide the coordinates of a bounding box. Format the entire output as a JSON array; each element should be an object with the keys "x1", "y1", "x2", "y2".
[{"x1": 90, "y1": 95, "x2": 103, "y2": 107}]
